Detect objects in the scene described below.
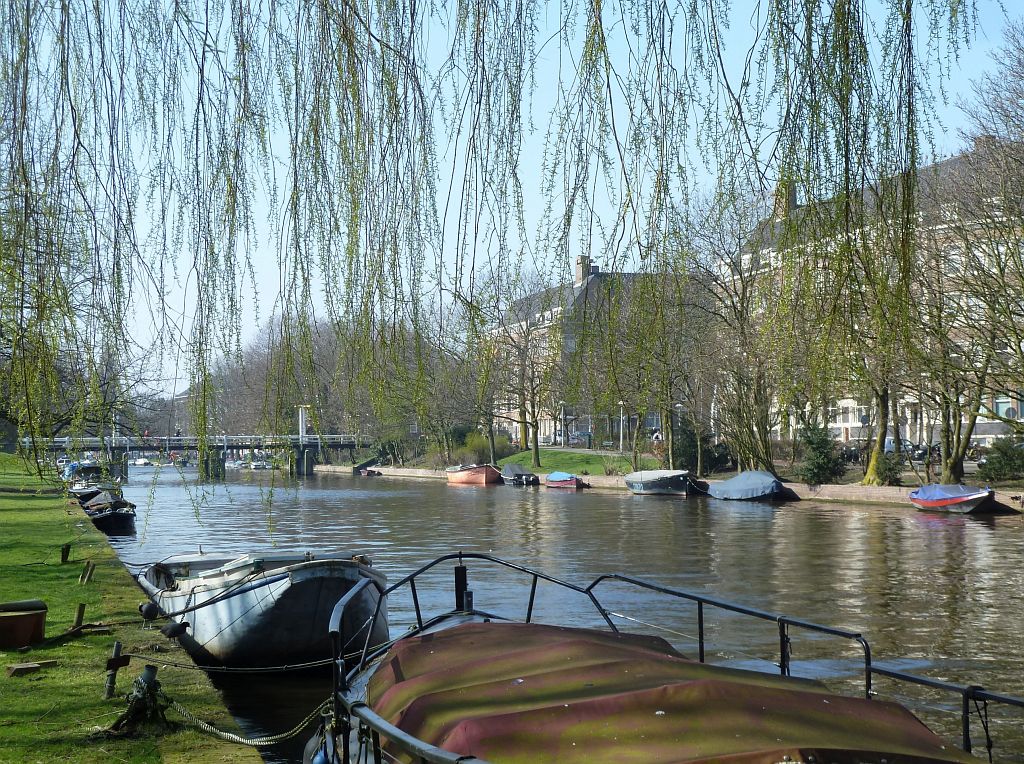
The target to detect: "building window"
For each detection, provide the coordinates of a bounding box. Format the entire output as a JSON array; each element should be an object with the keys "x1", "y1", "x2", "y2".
[{"x1": 994, "y1": 397, "x2": 1015, "y2": 419}]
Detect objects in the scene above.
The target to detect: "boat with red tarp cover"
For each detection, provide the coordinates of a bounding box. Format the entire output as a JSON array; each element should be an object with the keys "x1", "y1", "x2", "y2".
[
  {"x1": 304, "y1": 553, "x2": 1024, "y2": 764},
  {"x1": 543, "y1": 471, "x2": 589, "y2": 489}
]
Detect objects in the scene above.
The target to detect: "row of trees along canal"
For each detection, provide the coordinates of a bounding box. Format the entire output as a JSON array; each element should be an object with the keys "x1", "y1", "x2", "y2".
[{"x1": 3, "y1": 2, "x2": 1023, "y2": 487}]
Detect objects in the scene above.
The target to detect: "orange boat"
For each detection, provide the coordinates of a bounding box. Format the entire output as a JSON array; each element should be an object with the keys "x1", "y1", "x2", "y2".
[{"x1": 445, "y1": 464, "x2": 502, "y2": 485}]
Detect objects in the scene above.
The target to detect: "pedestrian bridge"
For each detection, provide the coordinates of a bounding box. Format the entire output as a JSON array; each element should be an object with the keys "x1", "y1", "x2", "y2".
[
  {"x1": 24, "y1": 434, "x2": 362, "y2": 477},
  {"x1": 27, "y1": 434, "x2": 360, "y2": 452}
]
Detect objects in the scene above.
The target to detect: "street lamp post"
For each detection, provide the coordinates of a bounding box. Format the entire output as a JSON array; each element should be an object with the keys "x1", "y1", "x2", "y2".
[
  {"x1": 559, "y1": 401, "x2": 566, "y2": 446},
  {"x1": 672, "y1": 403, "x2": 684, "y2": 470},
  {"x1": 618, "y1": 400, "x2": 625, "y2": 452}
]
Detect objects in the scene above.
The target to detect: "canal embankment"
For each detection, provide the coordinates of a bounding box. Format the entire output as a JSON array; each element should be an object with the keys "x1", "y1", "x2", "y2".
[
  {"x1": 315, "y1": 463, "x2": 1024, "y2": 510},
  {"x1": 0, "y1": 454, "x2": 261, "y2": 764}
]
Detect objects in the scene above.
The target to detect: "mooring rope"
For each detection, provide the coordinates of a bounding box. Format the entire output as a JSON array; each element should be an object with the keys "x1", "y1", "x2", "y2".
[
  {"x1": 123, "y1": 652, "x2": 334, "y2": 673},
  {"x1": 169, "y1": 696, "x2": 330, "y2": 746}
]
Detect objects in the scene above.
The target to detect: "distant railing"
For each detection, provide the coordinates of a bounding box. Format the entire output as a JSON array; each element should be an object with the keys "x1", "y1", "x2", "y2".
[{"x1": 22, "y1": 434, "x2": 361, "y2": 451}]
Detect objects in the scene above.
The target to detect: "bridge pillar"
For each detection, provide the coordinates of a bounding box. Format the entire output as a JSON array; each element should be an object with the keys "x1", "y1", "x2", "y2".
[
  {"x1": 200, "y1": 451, "x2": 226, "y2": 480},
  {"x1": 293, "y1": 447, "x2": 318, "y2": 477}
]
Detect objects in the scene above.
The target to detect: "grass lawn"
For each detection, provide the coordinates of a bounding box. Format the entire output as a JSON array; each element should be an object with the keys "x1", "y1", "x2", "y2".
[
  {"x1": 0, "y1": 453, "x2": 260, "y2": 764},
  {"x1": 497, "y1": 449, "x2": 660, "y2": 475}
]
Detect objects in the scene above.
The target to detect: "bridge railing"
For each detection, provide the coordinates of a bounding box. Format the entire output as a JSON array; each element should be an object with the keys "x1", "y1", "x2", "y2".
[{"x1": 23, "y1": 434, "x2": 361, "y2": 451}]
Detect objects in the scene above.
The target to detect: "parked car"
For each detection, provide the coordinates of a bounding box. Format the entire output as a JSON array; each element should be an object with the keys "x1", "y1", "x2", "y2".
[
  {"x1": 883, "y1": 437, "x2": 915, "y2": 455},
  {"x1": 571, "y1": 431, "x2": 593, "y2": 448}
]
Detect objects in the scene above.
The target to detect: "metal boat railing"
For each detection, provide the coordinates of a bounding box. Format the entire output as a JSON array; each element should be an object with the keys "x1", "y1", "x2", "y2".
[{"x1": 325, "y1": 552, "x2": 1024, "y2": 762}]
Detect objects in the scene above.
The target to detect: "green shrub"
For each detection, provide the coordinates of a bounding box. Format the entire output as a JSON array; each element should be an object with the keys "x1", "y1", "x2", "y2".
[
  {"x1": 795, "y1": 424, "x2": 846, "y2": 486},
  {"x1": 874, "y1": 452, "x2": 903, "y2": 486},
  {"x1": 671, "y1": 423, "x2": 725, "y2": 473},
  {"x1": 978, "y1": 437, "x2": 1024, "y2": 482},
  {"x1": 463, "y1": 432, "x2": 491, "y2": 464}
]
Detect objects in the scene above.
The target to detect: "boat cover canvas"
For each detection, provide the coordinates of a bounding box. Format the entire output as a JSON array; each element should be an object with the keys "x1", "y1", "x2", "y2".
[
  {"x1": 708, "y1": 470, "x2": 782, "y2": 500},
  {"x1": 365, "y1": 621, "x2": 973, "y2": 764},
  {"x1": 84, "y1": 491, "x2": 120, "y2": 509},
  {"x1": 500, "y1": 464, "x2": 534, "y2": 478},
  {"x1": 910, "y1": 484, "x2": 989, "y2": 502},
  {"x1": 545, "y1": 471, "x2": 575, "y2": 482}
]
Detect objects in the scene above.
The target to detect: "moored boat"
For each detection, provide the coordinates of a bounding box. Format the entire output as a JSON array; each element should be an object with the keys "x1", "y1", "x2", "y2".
[
  {"x1": 544, "y1": 470, "x2": 589, "y2": 489},
  {"x1": 708, "y1": 469, "x2": 784, "y2": 501},
  {"x1": 445, "y1": 464, "x2": 502, "y2": 485},
  {"x1": 910, "y1": 483, "x2": 994, "y2": 514},
  {"x1": 500, "y1": 463, "x2": 539, "y2": 485},
  {"x1": 62, "y1": 461, "x2": 125, "y2": 492},
  {"x1": 136, "y1": 552, "x2": 388, "y2": 666},
  {"x1": 80, "y1": 490, "x2": 137, "y2": 535},
  {"x1": 304, "y1": 553, "x2": 1015, "y2": 764},
  {"x1": 623, "y1": 468, "x2": 691, "y2": 495},
  {"x1": 69, "y1": 485, "x2": 121, "y2": 504},
  {"x1": 84, "y1": 504, "x2": 137, "y2": 535}
]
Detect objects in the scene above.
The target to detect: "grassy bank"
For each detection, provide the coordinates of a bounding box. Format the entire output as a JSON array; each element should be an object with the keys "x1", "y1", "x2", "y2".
[
  {"x1": 0, "y1": 454, "x2": 260, "y2": 763},
  {"x1": 498, "y1": 449, "x2": 660, "y2": 475}
]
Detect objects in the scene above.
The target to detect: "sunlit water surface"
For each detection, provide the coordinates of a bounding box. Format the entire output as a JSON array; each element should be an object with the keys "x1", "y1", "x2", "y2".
[{"x1": 112, "y1": 466, "x2": 1024, "y2": 762}]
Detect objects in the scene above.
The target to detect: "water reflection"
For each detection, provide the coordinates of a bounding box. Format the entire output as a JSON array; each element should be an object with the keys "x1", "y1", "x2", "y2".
[{"x1": 115, "y1": 466, "x2": 1024, "y2": 762}]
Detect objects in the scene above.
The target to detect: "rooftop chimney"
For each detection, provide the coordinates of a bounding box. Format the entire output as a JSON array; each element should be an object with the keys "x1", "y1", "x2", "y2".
[
  {"x1": 575, "y1": 255, "x2": 592, "y2": 285},
  {"x1": 772, "y1": 179, "x2": 798, "y2": 221},
  {"x1": 973, "y1": 134, "x2": 998, "y2": 154}
]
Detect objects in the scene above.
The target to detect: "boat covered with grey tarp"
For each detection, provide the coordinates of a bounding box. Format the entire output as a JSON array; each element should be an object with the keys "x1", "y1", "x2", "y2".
[
  {"x1": 137, "y1": 551, "x2": 388, "y2": 666},
  {"x1": 708, "y1": 470, "x2": 785, "y2": 501}
]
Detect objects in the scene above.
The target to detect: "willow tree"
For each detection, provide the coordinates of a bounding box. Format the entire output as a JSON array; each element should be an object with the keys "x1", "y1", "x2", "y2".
[{"x1": 1, "y1": 0, "x2": 983, "y2": 470}]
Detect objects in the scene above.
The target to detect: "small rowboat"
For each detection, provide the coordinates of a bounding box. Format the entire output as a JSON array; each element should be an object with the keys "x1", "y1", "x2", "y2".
[
  {"x1": 909, "y1": 484, "x2": 994, "y2": 514},
  {"x1": 445, "y1": 464, "x2": 502, "y2": 485},
  {"x1": 84, "y1": 503, "x2": 137, "y2": 535},
  {"x1": 137, "y1": 552, "x2": 388, "y2": 666},
  {"x1": 544, "y1": 470, "x2": 589, "y2": 489}
]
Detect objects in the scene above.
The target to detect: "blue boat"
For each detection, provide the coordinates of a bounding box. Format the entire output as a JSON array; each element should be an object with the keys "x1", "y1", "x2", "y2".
[
  {"x1": 708, "y1": 470, "x2": 784, "y2": 501},
  {"x1": 545, "y1": 471, "x2": 589, "y2": 489}
]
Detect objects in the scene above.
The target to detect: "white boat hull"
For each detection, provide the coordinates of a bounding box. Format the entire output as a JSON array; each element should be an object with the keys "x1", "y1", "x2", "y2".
[
  {"x1": 138, "y1": 553, "x2": 388, "y2": 666},
  {"x1": 623, "y1": 470, "x2": 691, "y2": 495}
]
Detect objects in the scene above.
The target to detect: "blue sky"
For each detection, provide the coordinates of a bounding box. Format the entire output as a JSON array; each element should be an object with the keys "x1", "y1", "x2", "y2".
[{"x1": 928, "y1": 2, "x2": 1008, "y2": 156}]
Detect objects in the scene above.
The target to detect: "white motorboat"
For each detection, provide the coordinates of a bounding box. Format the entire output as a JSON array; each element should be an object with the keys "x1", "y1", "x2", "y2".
[
  {"x1": 623, "y1": 469, "x2": 692, "y2": 495},
  {"x1": 136, "y1": 551, "x2": 388, "y2": 666}
]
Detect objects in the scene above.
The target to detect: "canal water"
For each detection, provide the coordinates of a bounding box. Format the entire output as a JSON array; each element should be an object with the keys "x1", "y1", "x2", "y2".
[{"x1": 113, "y1": 466, "x2": 1024, "y2": 762}]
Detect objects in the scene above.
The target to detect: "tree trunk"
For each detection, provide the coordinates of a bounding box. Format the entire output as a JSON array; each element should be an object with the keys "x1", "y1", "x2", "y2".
[
  {"x1": 666, "y1": 408, "x2": 675, "y2": 470},
  {"x1": 530, "y1": 418, "x2": 541, "y2": 469},
  {"x1": 862, "y1": 386, "x2": 890, "y2": 485},
  {"x1": 890, "y1": 395, "x2": 902, "y2": 459},
  {"x1": 486, "y1": 419, "x2": 496, "y2": 465},
  {"x1": 695, "y1": 429, "x2": 704, "y2": 478},
  {"x1": 518, "y1": 393, "x2": 528, "y2": 450}
]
